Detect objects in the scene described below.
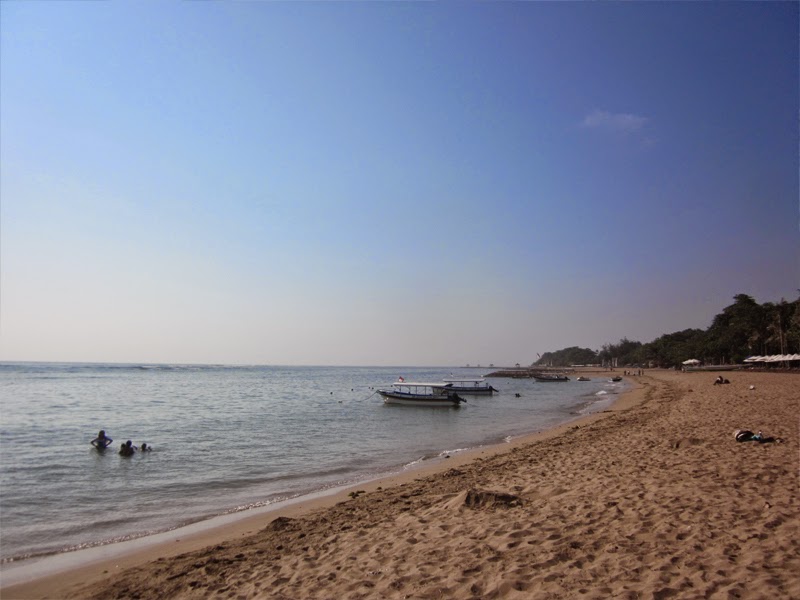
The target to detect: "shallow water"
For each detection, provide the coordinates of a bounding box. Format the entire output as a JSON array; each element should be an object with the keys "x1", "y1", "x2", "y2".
[{"x1": 0, "y1": 362, "x2": 625, "y2": 562}]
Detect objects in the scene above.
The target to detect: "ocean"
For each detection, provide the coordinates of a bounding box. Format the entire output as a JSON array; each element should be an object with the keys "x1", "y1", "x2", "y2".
[{"x1": 0, "y1": 362, "x2": 625, "y2": 565}]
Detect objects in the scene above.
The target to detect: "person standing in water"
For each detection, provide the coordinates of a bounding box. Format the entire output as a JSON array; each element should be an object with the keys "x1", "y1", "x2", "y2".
[
  {"x1": 91, "y1": 430, "x2": 113, "y2": 450},
  {"x1": 119, "y1": 440, "x2": 136, "y2": 457}
]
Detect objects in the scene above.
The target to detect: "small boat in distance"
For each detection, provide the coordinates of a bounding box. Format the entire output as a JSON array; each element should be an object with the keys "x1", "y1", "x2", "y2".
[
  {"x1": 609, "y1": 376, "x2": 623, "y2": 382},
  {"x1": 378, "y1": 382, "x2": 465, "y2": 407},
  {"x1": 442, "y1": 377, "x2": 497, "y2": 395},
  {"x1": 533, "y1": 373, "x2": 570, "y2": 382},
  {"x1": 576, "y1": 376, "x2": 591, "y2": 381}
]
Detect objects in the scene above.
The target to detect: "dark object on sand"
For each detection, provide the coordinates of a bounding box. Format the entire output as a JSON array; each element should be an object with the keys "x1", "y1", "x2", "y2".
[{"x1": 734, "y1": 429, "x2": 777, "y2": 443}]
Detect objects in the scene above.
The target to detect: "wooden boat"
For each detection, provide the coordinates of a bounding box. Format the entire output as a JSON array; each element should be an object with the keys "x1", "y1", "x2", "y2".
[
  {"x1": 576, "y1": 376, "x2": 591, "y2": 381},
  {"x1": 378, "y1": 382, "x2": 465, "y2": 407},
  {"x1": 441, "y1": 377, "x2": 497, "y2": 395},
  {"x1": 609, "y1": 376, "x2": 623, "y2": 382},
  {"x1": 533, "y1": 373, "x2": 570, "y2": 382}
]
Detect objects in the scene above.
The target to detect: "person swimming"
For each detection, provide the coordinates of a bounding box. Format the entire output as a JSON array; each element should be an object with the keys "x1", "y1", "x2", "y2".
[
  {"x1": 140, "y1": 443, "x2": 152, "y2": 452},
  {"x1": 91, "y1": 430, "x2": 113, "y2": 450},
  {"x1": 119, "y1": 440, "x2": 136, "y2": 457}
]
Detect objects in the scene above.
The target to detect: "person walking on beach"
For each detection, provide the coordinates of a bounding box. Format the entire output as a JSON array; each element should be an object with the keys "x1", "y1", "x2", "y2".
[{"x1": 91, "y1": 430, "x2": 113, "y2": 450}]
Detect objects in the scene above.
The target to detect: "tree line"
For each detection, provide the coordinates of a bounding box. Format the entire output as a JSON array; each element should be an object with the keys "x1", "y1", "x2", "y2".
[{"x1": 534, "y1": 294, "x2": 800, "y2": 369}]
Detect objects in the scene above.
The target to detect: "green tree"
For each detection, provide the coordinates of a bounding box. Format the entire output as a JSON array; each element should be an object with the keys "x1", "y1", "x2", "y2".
[
  {"x1": 533, "y1": 293, "x2": 798, "y2": 369},
  {"x1": 762, "y1": 299, "x2": 797, "y2": 355},
  {"x1": 643, "y1": 328, "x2": 706, "y2": 368},
  {"x1": 705, "y1": 294, "x2": 764, "y2": 363},
  {"x1": 597, "y1": 338, "x2": 643, "y2": 367},
  {"x1": 787, "y1": 297, "x2": 800, "y2": 353},
  {"x1": 535, "y1": 347, "x2": 598, "y2": 367}
]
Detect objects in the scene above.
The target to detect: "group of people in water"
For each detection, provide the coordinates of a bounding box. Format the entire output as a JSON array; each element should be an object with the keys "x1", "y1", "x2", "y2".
[{"x1": 91, "y1": 430, "x2": 152, "y2": 456}]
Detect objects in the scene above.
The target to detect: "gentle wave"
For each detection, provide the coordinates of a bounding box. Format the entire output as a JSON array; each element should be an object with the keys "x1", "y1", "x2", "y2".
[{"x1": 0, "y1": 363, "x2": 627, "y2": 562}]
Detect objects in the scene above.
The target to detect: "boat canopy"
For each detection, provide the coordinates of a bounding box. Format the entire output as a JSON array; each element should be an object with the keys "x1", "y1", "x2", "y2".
[{"x1": 392, "y1": 382, "x2": 448, "y2": 388}]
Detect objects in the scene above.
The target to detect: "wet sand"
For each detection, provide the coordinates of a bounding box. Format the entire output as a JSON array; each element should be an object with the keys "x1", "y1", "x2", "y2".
[{"x1": 3, "y1": 369, "x2": 798, "y2": 599}]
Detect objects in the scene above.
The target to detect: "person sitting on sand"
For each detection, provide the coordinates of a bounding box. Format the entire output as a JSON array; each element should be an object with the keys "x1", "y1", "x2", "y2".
[
  {"x1": 91, "y1": 430, "x2": 113, "y2": 450},
  {"x1": 119, "y1": 440, "x2": 136, "y2": 456}
]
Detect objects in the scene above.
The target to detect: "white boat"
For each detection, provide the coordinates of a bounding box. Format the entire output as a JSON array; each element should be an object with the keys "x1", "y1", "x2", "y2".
[
  {"x1": 441, "y1": 377, "x2": 497, "y2": 395},
  {"x1": 576, "y1": 376, "x2": 591, "y2": 381},
  {"x1": 378, "y1": 382, "x2": 465, "y2": 407}
]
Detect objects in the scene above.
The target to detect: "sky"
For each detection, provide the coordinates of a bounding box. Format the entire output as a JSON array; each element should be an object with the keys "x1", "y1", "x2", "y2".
[{"x1": 1, "y1": 2, "x2": 798, "y2": 367}]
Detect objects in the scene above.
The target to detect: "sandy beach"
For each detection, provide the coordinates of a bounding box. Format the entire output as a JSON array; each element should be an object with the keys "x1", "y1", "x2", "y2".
[{"x1": 3, "y1": 369, "x2": 798, "y2": 600}]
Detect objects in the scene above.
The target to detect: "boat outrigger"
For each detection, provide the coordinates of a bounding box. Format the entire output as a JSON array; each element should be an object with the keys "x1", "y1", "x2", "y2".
[
  {"x1": 441, "y1": 377, "x2": 497, "y2": 395},
  {"x1": 378, "y1": 382, "x2": 465, "y2": 407}
]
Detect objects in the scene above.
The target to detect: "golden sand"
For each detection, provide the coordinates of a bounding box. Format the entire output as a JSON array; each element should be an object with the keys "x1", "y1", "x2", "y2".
[{"x1": 4, "y1": 370, "x2": 798, "y2": 599}]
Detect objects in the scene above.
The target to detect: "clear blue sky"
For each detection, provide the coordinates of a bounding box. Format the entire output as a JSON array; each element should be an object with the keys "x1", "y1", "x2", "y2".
[{"x1": 1, "y1": 2, "x2": 798, "y2": 366}]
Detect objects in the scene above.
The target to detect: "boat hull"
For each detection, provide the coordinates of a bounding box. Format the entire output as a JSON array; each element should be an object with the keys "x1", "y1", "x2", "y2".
[
  {"x1": 378, "y1": 390, "x2": 463, "y2": 407},
  {"x1": 442, "y1": 386, "x2": 495, "y2": 395}
]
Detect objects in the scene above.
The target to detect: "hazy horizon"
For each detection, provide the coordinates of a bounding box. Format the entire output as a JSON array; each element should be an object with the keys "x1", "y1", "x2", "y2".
[{"x1": 1, "y1": 2, "x2": 798, "y2": 367}]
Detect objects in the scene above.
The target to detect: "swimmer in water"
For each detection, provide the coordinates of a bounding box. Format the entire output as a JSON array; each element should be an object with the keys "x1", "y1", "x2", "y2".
[
  {"x1": 119, "y1": 440, "x2": 136, "y2": 457},
  {"x1": 91, "y1": 430, "x2": 113, "y2": 450}
]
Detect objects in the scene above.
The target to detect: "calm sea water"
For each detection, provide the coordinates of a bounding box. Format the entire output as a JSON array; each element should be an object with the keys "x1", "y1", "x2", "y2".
[{"x1": 0, "y1": 362, "x2": 625, "y2": 563}]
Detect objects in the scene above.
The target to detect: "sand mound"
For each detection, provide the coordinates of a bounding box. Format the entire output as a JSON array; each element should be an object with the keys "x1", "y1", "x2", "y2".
[
  {"x1": 671, "y1": 436, "x2": 703, "y2": 449},
  {"x1": 452, "y1": 488, "x2": 523, "y2": 510},
  {"x1": 262, "y1": 516, "x2": 297, "y2": 532}
]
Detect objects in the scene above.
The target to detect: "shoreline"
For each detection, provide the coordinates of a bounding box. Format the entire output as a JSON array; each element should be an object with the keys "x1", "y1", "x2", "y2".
[
  {"x1": 0, "y1": 371, "x2": 641, "y2": 597},
  {"x1": 7, "y1": 368, "x2": 797, "y2": 599}
]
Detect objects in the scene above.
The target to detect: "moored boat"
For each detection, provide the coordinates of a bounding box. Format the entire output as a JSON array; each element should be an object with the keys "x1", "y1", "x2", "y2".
[
  {"x1": 533, "y1": 373, "x2": 570, "y2": 382},
  {"x1": 378, "y1": 382, "x2": 465, "y2": 407},
  {"x1": 576, "y1": 376, "x2": 591, "y2": 381},
  {"x1": 442, "y1": 377, "x2": 497, "y2": 395}
]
